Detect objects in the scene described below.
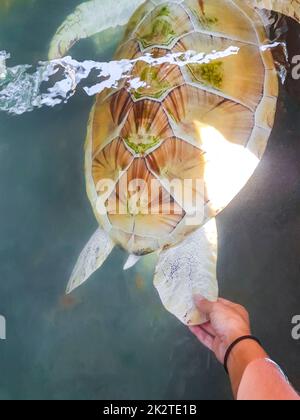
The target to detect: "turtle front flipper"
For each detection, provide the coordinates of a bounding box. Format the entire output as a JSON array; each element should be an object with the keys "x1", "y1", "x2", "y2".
[
  {"x1": 250, "y1": 0, "x2": 300, "y2": 22},
  {"x1": 154, "y1": 218, "x2": 219, "y2": 326},
  {"x1": 48, "y1": 0, "x2": 145, "y2": 59},
  {"x1": 66, "y1": 228, "x2": 114, "y2": 294}
]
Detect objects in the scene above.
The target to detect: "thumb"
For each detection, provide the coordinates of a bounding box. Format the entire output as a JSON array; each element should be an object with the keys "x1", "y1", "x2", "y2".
[{"x1": 194, "y1": 295, "x2": 216, "y2": 315}]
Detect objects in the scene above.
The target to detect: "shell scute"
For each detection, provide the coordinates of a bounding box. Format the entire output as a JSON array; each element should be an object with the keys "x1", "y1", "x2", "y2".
[
  {"x1": 146, "y1": 137, "x2": 207, "y2": 214},
  {"x1": 115, "y1": 39, "x2": 141, "y2": 61},
  {"x1": 135, "y1": 3, "x2": 193, "y2": 49},
  {"x1": 106, "y1": 158, "x2": 185, "y2": 245},
  {"x1": 129, "y1": 56, "x2": 185, "y2": 100},
  {"x1": 92, "y1": 137, "x2": 134, "y2": 188},
  {"x1": 163, "y1": 84, "x2": 255, "y2": 148},
  {"x1": 173, "y1": 32, "x2": 265, "y2": 111},
  {"x1": 121, "y1": 100, "x2": 173, "y2": 154},
  {"x1": 184, "y1": 0, "x2": 259, "y2": 44},
  {"x1": 92, "y1": 89, "x2": 133, "y2": 156},
  {"x1": 123, "y1": 1, "x2": 156, "y2": 42}
]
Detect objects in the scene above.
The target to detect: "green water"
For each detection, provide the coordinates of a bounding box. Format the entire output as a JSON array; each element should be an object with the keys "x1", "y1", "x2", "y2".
[{"x1": 0, "y1": 0, "x2": 299, "y2": 400}]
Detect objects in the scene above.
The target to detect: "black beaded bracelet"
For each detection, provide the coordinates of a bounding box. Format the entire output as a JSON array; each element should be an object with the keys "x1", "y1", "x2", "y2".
[{"x1": 224, "y1": 335, "x2": 262, "y2": 374}]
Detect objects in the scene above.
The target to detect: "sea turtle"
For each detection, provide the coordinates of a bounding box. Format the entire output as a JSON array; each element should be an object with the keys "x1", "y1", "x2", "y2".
[{"x1": 48, "y1": 0, "x2": 300, "y2": 325}]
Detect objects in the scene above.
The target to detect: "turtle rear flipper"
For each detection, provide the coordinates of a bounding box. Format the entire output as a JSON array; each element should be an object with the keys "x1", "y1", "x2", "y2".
[
  {"x1": 48, "y1": 0, "x2": 145, "y2": 59},
  {"x1": 123, "y1": 254, "x2": 142, "y2": 271},
  {"x1": 154, "y1": 218, "x2": 219, "y2": 326},
  {"x1": 67, "y1": 228, "x2": 114, "y2": 294}
]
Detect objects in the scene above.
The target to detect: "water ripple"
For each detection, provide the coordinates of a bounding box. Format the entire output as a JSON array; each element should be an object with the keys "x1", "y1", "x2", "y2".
[{"x1": 0, "y1": 43, "x2": 287, "y2": 115}]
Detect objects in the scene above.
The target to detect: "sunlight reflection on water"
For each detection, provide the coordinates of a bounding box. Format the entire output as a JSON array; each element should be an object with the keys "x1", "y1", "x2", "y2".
[
  {"x1": 0, "y1": 38, "x2": 289, "y2": 116},
  {"x1": 0, "y1": 46, "x2": 242, "y2": 115}
]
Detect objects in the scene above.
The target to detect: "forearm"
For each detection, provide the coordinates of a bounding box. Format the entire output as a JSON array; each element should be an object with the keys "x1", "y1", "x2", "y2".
[
  {"x1": 237, "y1": 358, "x2": 300, "y2": 401},
  {"x1": 227, "y1": 340, "x2": 268, "y2": 398},
  {"x1": 227, "y1": 340, "x2": 300, "y2": 400}
]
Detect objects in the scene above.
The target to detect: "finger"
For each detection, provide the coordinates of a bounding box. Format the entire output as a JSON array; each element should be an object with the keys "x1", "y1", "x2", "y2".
[
  {"x1": 189, "y1": 326, "x2": 214, "y2": 351},
  {"x1": 218, "y1": 298, "x2": 246, "y2": 313},
  {"x1": 217, "y1": 299, "x2": 250, "y2": 324},
  {"x1": 201, "y1": 322, "x2": 216, "y2": 338},
  {"x1": 193, "y1": 295, "x2": 216, "y2": 315},
  {"x1": 218, "y1": 298, "x2": 236, "y2": 307},
  {"x1": 219, "y1": 299, "x2": 249, "y2": 318}
]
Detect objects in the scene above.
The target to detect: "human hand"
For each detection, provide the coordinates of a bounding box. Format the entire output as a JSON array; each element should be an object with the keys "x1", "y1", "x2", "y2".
[{"x1": 189, "y1": 296, "x2": 251, "y2": 364}]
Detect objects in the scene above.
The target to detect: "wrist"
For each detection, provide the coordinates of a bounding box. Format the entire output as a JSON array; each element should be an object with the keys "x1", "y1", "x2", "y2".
[
  {"x1": 228, "y1": 339, "x2": 267, "y2": 371},
  {"x1": 226, "y1": 332, "x2": 250, "y2": 349},
  {"x1": 227, "y1": 339, "x2": 267, "y2": 398}
]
